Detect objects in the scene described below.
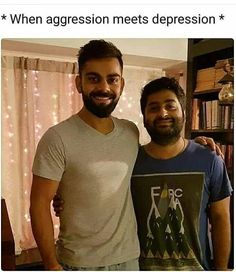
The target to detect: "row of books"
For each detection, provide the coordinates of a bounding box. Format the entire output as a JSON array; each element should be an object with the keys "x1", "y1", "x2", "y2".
[
  {"x1": 192, "y1": 99, "x2": 233, "y2": 130},
  {"x1": 194, "y1": 58, "x2": 234, "y2": 92},
  {"x1": 217, "y1": 143, "x2": 233, "y2": 175}
]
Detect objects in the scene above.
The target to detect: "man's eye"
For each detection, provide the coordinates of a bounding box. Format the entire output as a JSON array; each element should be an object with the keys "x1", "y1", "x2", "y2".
[
  {"x1": 149, "y1": 106, "x2": 158, "y2": 112},
  {"x1": 166, "y1": 104, "x2": 177, "y2": 110},
  {"x1": 88, "y1": 76, "x2": 99, "y2": 83},
  {"x1": 108, "y1": 77, "x2": 119, "y2": 84}
]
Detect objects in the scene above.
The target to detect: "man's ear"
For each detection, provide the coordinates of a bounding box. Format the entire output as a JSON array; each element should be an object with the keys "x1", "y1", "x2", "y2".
[
  {"x1": 75, "y1": 75, "x2": 82, "y2": 93},
  {"x1": 120, "y1": 77, "x2": 125, "y2": 95}
]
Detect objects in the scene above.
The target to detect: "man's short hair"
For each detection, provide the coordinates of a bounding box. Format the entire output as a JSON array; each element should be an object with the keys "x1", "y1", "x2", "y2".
[
  {"x1": 77, "y1": 39, "x2": 123, "y2": 74},
  {"x1": 140, "y1": 76, "x2": 186, "y2": 115}
]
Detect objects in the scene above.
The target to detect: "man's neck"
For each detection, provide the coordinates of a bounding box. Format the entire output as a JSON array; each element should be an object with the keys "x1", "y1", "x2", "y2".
[
  {"x1": 78, "y1": 107, "x2": 114, "y2": 135},
  {"x1": 144, "y1": 137, "x2": 187, "y2": 160}
]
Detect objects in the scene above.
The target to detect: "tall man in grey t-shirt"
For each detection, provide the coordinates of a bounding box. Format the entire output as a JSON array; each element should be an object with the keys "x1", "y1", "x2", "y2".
[{"x1": 30, "y1": 40, "x2": 140, "y2": 270}]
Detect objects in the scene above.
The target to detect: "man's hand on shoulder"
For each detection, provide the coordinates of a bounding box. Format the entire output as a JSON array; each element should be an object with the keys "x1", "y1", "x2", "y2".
[{"x1": 194, "y1": 136, "x2": 224, "y2": 159}]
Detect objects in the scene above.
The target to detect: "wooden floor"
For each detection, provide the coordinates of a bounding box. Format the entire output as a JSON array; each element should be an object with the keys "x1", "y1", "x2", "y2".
[{"x1": 15, "y1": 248, "x2": 44, "y2": 270}]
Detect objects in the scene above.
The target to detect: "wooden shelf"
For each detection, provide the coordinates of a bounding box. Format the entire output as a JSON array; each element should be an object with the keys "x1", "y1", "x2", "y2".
[
  {"x1": 191, "y1": 129, "x2": 233, "y2": 133},
  {"x1": 193, "y1": 88, "x2": 221, "y2": 100},
  {"x1": 219, "y1": 101, "x2": 234, "y2": 106},
  {"x1": 193, "y1": 88, "x2": 221, "y2": 96},
  {"x1": 193, "y1": 90, "x2": 234, "y2": 104},
  {"x1": 191, "y1": 129, "x2": 233, "y2": 144}
]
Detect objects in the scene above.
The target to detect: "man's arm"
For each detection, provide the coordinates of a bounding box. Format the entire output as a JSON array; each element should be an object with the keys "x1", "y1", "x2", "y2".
[
  {"x1": 209, "y1": 196, "x2": 231, "y2": 270},
  {"x1": 30, "y1": 175, "x2": 62, "y2": 270}
]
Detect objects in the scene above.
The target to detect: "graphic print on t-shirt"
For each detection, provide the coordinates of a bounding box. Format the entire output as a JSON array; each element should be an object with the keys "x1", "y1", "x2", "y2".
[{"x1": 131, "y1": 172, "x2": 204, "y2": 270}]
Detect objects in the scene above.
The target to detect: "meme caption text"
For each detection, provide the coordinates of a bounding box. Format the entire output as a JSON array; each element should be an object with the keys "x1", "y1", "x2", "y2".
[{"x1": 1, "y1": 13, "x2": 225, "y2": 27}]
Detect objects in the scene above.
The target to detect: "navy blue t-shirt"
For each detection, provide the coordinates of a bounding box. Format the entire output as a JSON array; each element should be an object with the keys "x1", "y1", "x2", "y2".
[{"x1": 131, "y1": 140, "x2": 232, "y2": 270}]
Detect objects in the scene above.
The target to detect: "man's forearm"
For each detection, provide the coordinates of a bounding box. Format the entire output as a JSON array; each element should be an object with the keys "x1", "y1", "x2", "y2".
[
  {"x1": 30, "y1": 203, "x2": 61, "y2": 270},
  {"x1": 211, "y1": 216, "x2": 231, "y2": 270}
]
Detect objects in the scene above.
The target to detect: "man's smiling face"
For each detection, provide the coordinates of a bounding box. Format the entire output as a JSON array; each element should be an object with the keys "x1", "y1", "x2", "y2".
[
  {"x1": 144, "y1": 89, "x2": 184, "y2": 145},
  {"x1": 77, "y1": 57, "x2": 124, "y2": 118}
]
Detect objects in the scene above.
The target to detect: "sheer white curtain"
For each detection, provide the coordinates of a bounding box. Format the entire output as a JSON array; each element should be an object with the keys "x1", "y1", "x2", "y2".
[
  {"x1": 2, "y1": 55, "x2": 163, "y2": 253},
  {"x1": 2, "y1": 56, "x2": 82, "y2": 253}
]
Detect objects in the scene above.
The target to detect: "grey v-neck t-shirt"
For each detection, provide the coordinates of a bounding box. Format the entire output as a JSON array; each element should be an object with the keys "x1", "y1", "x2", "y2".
[{"x1": 32, "y1": 114, "x2": 140, "y2": 267}]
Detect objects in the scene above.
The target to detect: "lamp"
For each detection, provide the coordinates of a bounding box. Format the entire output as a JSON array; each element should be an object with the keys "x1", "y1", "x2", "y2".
[{"x1": 218, "y1": 62, "x2": 234, "y2": 103}]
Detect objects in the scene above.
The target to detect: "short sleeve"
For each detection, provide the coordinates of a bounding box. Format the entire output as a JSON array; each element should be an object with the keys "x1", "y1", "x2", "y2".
[
  {"x1": 32, "y1": 128, "x2": 66, "y2": 181},
  {"x1": 209, "y1": 155, "x2": 233, "y2": 202}
]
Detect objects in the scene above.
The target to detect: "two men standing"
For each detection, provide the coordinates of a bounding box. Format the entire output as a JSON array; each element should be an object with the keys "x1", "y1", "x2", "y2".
[{"x1": 30, "y1": 40, "x2": 232, "y2": 270}]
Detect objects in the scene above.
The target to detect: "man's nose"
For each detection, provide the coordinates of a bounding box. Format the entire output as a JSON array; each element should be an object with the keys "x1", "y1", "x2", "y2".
[
  {"x1": 159, "y1": 107, "x2": 168, "y2": 118},
  {"x1": 97, "y1": 79, "x2": 110, "y2": 90}
]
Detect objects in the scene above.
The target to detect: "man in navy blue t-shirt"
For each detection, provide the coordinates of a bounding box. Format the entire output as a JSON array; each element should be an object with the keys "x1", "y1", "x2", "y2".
[{"x1": 131, "y1": 77, "x2": 232, "y2": 270}]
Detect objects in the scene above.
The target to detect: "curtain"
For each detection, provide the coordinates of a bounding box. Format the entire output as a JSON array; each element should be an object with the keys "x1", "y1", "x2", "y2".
[
  {"x1": 1, "y1": 55, "x2": 163, "y2": 253},
  {"x1": 2, "y1": 56, "x2": 82, "y2": 253}
]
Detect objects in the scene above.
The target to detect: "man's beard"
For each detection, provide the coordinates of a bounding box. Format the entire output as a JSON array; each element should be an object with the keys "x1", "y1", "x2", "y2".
[
  {"x1": 81, "y1": 89, "x2": 119, "y2": 118},
  {"x1": 144, "y1": 116, "x2": 184, "y2": 145}
]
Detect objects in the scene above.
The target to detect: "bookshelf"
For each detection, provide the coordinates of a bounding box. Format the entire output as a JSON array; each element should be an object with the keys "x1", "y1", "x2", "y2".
[
  {"x1": 185, "y1": 38, "x2": 234, "y2": 269},
  {"x1": 185, "y1": 38, "x2": 233, "y2": 168},
  {"x1": 185, "y1": 39, "x2": 233, "y2": 138}
]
